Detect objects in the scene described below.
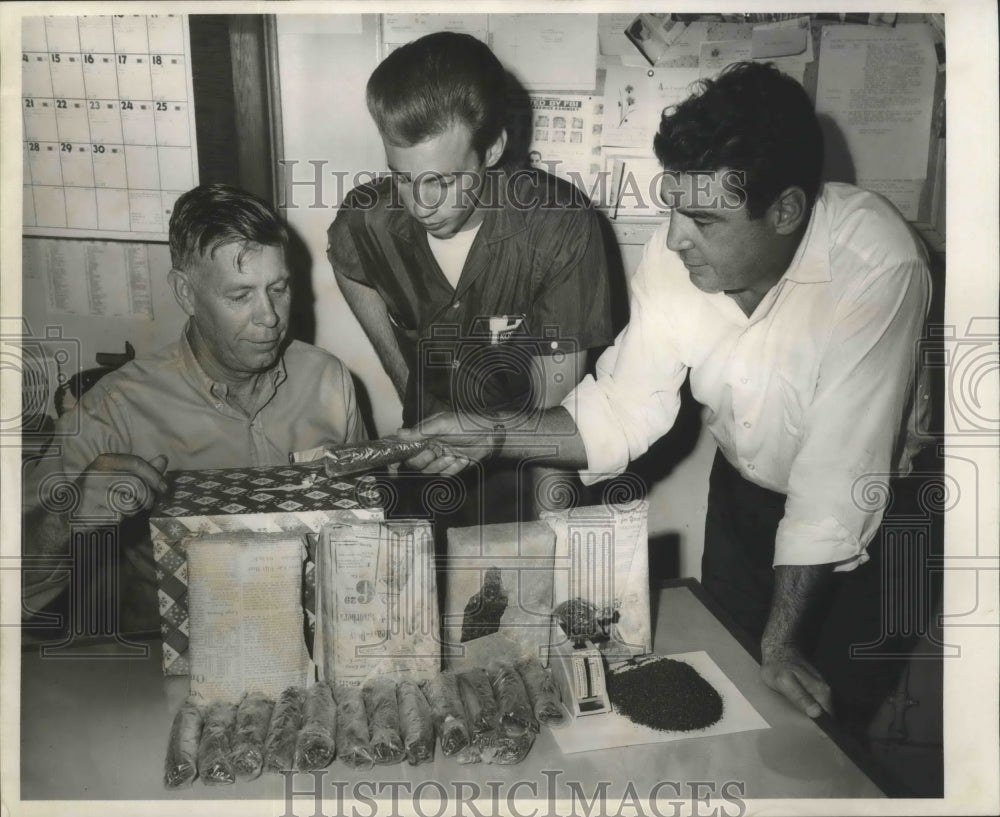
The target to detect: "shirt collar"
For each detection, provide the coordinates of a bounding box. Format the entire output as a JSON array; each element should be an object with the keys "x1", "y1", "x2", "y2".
[
  {"x1": 179, "y1": 321, "x2": 287, "y2": 407},
  {"x1": 781, "y1": 185, "x2": 832, "y2": 284}
]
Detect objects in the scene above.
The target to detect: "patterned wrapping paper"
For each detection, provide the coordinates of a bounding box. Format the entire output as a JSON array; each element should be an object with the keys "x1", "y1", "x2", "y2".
[{"x1": 149, "y1": 464, "x2": 384, "y2": 676}]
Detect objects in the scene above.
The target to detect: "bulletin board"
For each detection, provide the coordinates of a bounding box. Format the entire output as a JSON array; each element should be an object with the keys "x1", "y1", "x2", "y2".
[
  {"x1": 21, "y1": 14, "x2": 199, "y2": 241},
  {"x1": 376, "y1": 12, "x2": 945, "y2": 246}
]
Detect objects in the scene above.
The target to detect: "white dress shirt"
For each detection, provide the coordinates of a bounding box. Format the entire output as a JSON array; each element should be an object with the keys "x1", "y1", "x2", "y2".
[{"x1": 566, "y1": 183, "x2": 931, "y2": 569}]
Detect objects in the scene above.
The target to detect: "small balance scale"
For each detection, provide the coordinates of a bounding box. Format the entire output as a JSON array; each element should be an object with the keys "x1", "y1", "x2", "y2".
[{"x1": 547, "y1": 618, "x2": 612, "y2": 718}]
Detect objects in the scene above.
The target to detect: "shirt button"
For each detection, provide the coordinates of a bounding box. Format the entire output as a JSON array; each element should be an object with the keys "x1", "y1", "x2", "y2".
[
  {"x1": 452, "y1": 301, "x2": 461, "y2": 308},
  {"x1": 747, "y1": 463, "x2": 756, "y2": 471},
  {"x1": 743, "y1": 421, "x2": 751, "y2": 428},
  {"x1": 740, "y1": 377, "x2": 749, "y2": 384}
]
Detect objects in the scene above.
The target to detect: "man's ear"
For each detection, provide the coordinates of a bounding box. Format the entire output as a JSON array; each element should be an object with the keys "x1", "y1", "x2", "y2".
[
  {"x1": 771, "y1": 186, "x2": 808, "y2": 235},
  {"x1": 167, "y1": 268, "x2": 197, "y2": 317},
  {"x1": 483, "y1": 129, "x2": 508, "y2": 168}
]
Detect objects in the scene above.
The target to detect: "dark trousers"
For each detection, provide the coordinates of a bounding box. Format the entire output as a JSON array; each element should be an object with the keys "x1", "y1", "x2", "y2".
[{"x1": 701, "y1": 450, "x2": 942, "y2": 734}]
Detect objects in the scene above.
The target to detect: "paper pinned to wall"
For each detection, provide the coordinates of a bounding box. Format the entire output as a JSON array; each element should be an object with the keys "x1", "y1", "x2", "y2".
[
  {"x1": 381, "y1": 13, "x2": 488, "y2": 58},
  {"x1": 815, "y1": 24, "x2": 937, "y2": 220},
  {"x1": 489, "y1": 14, "x2": 598, "y2": 91},
  {"x1": 601, "y1": 64, "x2": 700, "y2": 150},
  {"x1": 751, "y1": 16, "x2": 813, "y2": 61},
  {"x1": 25, "y1": 238, "x2": 154, "y2": 319},
  {"x1": 698, "y1": 40, "x2": 806, "y2": 86},
  {"x1": 651, "y1": 21, "x2": 754, "y2": 69},
  {"x1": 509, "y1": 94, "x2": 606, "y2": 201},
  {"x1": 598, "y1": 13, "x2": 637, "y2": 57}
]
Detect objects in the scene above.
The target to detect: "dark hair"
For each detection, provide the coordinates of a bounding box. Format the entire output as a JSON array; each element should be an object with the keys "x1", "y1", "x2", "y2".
[
  {"x1": 653, "y1": 62, "x2": 824, "y2": 217},
  {"x1": 168, "y1": 183, "x2": 288, "y2": 270},
  {"x1": 366, "y1": 32, "x2": 507, "y2": 159}
]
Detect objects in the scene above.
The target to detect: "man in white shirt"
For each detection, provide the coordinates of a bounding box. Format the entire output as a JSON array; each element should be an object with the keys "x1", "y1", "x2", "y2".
[{"x1": 402, "y1": 62, "x2": 932, "y2": 728}]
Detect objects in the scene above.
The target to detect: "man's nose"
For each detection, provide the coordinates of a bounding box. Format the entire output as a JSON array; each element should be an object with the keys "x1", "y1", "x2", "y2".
[
  {"x1": 665, "y1": 212, "x2": 695, "y2": 253},
  {"x1": 253, "y1": 293, "x2": 280, "y2": 327}
]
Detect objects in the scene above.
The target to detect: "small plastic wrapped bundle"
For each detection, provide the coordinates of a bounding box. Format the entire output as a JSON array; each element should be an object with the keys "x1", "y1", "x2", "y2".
[
  {"x1": 295, "y1": 682, "x2": 338, "y2": 771},
  {"x1": 421, "y1": 671, "x2": 470, "y2": 757},
  {"x1": 460, "y1": 666, "x2": 534, "y2": 765},
  {"x1": 264, "y1": 687, "x2": 306, "y2": 772},
  {"x1": 396, "y1": 680, "x2": 435, "y2": 766},
  {"x1": 164, "y1": 696, "x2": 204, "y2": 789},
  {"x1": 323, "y1": 438, "x2": 428, "y2": 477},
  {"x1": 479, "y1": 730, "x2": 535, "y2": 765},
  {"x1": 197, "y1": 701, "x2": 238, "y2": 785},
  {"x1": 229, "y1": 692, "x2": 274, "y2": 780},
  {"x1": 489, "y1": 660, "x2": 539, "y2": 737},
  {"x1": 362, "y1": 677, "x2": 405, "y2": 765},
  {"x1": 514, "y1": 655, "x2": 566, "y2": 726},
  {"x1": 335, "y1": 685, "x2": 375, "y2": 770},
  {"x1": 457, "y1": 668, "x2": 500, "y2": 743}
]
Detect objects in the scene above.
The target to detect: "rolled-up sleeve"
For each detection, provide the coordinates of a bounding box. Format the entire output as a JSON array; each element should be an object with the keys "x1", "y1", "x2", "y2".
[
  {"x1": 774, "y1": 259, "x2": 931, "y2": 569},
  {"x1": 562, "y1": 232, "x2": 688, "y2": 484}
]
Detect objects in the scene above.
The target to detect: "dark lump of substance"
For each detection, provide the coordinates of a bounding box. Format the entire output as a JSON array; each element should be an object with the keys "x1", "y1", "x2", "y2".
[{"x1": 607, "y1": 657, "x2": 723, "y2": 732}]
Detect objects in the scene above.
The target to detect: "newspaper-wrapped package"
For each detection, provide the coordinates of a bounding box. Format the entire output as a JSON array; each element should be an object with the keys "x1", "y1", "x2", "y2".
[{"x1": 316, "y1": 519, "x2": 440, "y2": 686}]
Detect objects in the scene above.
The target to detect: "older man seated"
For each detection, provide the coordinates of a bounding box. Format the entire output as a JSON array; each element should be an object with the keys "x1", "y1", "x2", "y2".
[{"x1": 22, "y1": 183, "x2": 365, "y2": 634}]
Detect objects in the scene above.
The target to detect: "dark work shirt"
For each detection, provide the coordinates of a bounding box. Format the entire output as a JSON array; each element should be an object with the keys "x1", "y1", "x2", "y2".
[{"x1": 328, "y1": 168, "x2": 614, "y2": 425}]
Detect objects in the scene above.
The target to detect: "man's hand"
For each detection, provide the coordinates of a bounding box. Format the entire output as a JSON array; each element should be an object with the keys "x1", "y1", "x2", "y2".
[
  {"x1": 397, "y1": 412, "x2": 495, "y2": 475},
  {"x1": 760, "y1": 640, "x2": 833, "y2": 719},
  {"x1": 76, "y1": 454, "x2": 169, "y2": 522}
]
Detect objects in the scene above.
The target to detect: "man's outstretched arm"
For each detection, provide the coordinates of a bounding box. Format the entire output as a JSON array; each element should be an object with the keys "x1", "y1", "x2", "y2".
[{"x1": 400, "y1": 406, "x2": 589, "y2": 475}]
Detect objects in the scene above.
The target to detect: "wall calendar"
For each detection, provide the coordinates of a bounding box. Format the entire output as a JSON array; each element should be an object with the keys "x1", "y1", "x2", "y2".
[{"x1": 21, "y1": 14, "x2": 199, "y2": 241}]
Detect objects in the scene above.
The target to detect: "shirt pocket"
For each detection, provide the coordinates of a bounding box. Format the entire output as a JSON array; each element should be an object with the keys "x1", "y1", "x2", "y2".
[{"x1": 777, "y1": 375, "x2": 806, "y2": 439}]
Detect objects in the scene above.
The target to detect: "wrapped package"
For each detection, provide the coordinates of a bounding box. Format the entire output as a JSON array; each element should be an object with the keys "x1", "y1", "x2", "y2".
[
  {"x1": 295, "y1": 682, "x2": 338, "y2": 771},
  {"x1": 457, "y1": 668, "x2": 535, "y2": 766},
  {"x1": 421, "y1": 671, "x2": 470, "y2": 757},
  {"x1": 455, "y1": 743, "x2": 482, "y2": 765},
  {"x1": 396, "y1": 680, "x2": 435, "y2": 766},
  {"x1": 164, "y1": 696, "x2": 203, "y2": 789},
  {"x1": 490, "y1": 660, "x2": 538, "y2": 737},
  {"x1": 457, "y1": 668, "x2": 500, "y2": 742},
  {"x1": 514, "y1": 655, "x2": 566, "y2": 726},
  {"x1": 478, "y1": 730, "x2": 535, "y2": 765},
  {"x1": 543, "y1": 502, "x2": 652, "y2": 661},
  {"x1": 363, "y1": 677, "x2": 406, "y2": 765},
  {"x1": 229, "y1": 692, "x2": 274, "y2": 779},
  {"x1": 444, "y1": 522, "x2": 555, "y2": 670},
  {"x1": 196, "y1": 701, "x2": 237, "y2": 785},
  {"x1": 335, "y1": 685, "x2": 375, "y2": 770},
  {"x1": 317, "y1": 520, "x2": 439, "y2": 686},
  {"x1": 149, "y1": 464, "x2": 383, "y2": 676},
  {"x1": 323, "y1": 438, "x2": 428, "y2": 477},
  {"x1": 264, "y1": 687, "x2": 306, "y2": 772}
]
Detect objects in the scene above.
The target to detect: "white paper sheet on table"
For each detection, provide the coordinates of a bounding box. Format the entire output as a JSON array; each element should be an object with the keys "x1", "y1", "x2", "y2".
[{"x1": 550, "y1": 650, "x2": 770, "y2": 754}]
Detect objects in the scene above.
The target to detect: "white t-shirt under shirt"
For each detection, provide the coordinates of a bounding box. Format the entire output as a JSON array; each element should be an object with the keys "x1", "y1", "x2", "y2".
[{"x1": 427, "y1": 221, "x2": 483, "y2": 289}]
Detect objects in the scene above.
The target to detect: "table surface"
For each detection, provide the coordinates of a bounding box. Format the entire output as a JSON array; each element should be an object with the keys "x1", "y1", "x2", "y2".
[{"x1": 18, "y1": 580, "x2": 886, "y2": 802}]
